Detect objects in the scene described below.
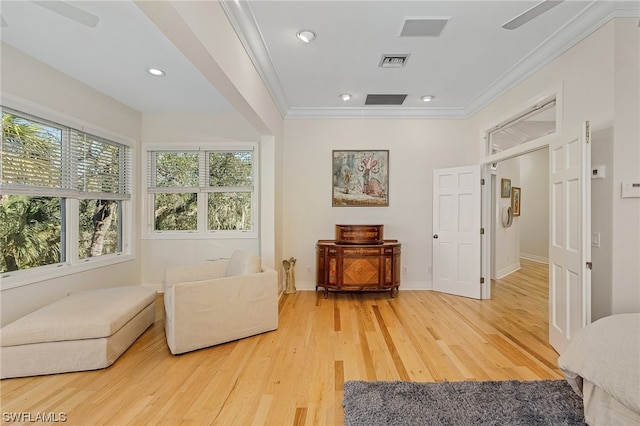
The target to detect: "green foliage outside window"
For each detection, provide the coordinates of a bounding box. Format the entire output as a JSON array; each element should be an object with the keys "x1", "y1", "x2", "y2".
[
  {"x1": 78, "y1": 199, "x2": 120, "y2": 259},
  {"x1": 154, "y1": 193, "x2": 198, "y2": 231},
  {"x1": 156, "y1": 152, "x2": 199, "y2": 188},
  {"x1": 0, "y1": 195, "x2": 62, "y2": 273},
  {"x1": 208, "y1": 151, "x2": 252, "y2": 231},
  {"x1": 152, "y1": 150, "x2": 254, "y2": 232},
  {"x1": 1, "y1": 110, "x2": 128, "y2": 274},
  {"x1": 208, "y1": 192, "x2": 251, "y2": 231}
]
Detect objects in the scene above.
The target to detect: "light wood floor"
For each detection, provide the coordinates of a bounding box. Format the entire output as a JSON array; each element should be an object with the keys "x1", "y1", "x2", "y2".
[{"x1": 1, "y1": 259, "x2": 560, "y2": 426}]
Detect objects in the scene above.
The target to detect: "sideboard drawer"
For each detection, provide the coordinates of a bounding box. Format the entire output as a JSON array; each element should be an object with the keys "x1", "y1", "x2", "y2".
[{"x1": 335, "y1": 224, "x2": 384, "y2": 245}]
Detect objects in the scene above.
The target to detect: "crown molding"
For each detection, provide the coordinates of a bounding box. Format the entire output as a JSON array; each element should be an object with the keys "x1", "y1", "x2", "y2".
[
  {"x1": 219, "y1": 0, "x2": 291, "y2": 115},
  {"x1": 285, "y1": 106, "x2": 468, "y2": 120}
]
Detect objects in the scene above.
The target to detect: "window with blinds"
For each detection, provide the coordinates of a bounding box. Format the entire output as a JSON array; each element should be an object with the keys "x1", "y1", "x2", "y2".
[
  {"x1": 1, "y1": 111, "x2": 66, "y2": 192},
  {"x1": 1, "y1": 109, "x2": 130, "y2": 198},
  {"x1": 147, "y1": 147, "x2": 256, "y2": 235},
  {"x1": 1, "y1": 107, "x2": 132, "y2": 275},
  {"x1": 77, "y1": 133, "x2": 131, "y2": 198}
]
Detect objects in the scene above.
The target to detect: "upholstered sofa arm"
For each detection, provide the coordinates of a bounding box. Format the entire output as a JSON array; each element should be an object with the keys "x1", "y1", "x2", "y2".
[{"x1": 163, "y1": 265, "x2": 278, "y2": 355}]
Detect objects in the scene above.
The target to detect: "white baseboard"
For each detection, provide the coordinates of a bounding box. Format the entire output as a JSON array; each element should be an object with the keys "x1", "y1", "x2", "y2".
[
  {"x1": 296, "y1": 280, "x2": 432, "y2": 291},
  {"x1": 400, "y1": 281, "x2": 432, "y2": 291},
  {"x1": 496, "y1": 262, "x2": 521, "y2": 279},
  {"x1": 149, "y1": 280, "x2": 433, "y2": 294},
  {"x1": 519, "y1": 253, "x2": 549, "y2": 264}
]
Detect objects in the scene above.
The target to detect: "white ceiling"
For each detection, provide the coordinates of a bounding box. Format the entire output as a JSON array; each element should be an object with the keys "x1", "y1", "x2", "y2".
[{"x1": 1, "y1": 1, "x2": 638, "y2": 119}]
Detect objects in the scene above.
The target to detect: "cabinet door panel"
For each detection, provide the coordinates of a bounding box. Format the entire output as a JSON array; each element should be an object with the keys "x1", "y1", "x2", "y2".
[{"x1": 343, "y1": 258, "x2": 379, "y2": 285}]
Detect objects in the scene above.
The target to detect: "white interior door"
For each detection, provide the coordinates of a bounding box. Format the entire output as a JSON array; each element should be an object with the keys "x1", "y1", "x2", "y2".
[
  {"x1": 549, "y1": 121, "x2": 592, "y2": 354},
  {"x1": 432, "y1": 165, "x2": 482, "y2": 299}
]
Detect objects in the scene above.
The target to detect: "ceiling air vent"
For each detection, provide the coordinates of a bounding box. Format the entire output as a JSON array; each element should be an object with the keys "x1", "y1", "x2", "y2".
[
  {"x1": 365, "y1": 94, "x2": 407, "y2": 106},
  {"x1": 400, "y1": 18, "x2": 449, "y2": 37},
  {"x1": 379, "y1": 54, "x2": 409, "y2": 68}
]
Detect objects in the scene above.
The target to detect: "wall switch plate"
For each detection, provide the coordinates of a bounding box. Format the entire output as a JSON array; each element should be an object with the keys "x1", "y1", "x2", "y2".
[
  {"x1": 621, "y1": 182, "x2": 640, "y2": 198},
  {"x1": 591, "y1": 165, "x2": 606, "y2": 179},
  {"x1": 591, "y1": 232, "x2": 601, "y2": 248}
]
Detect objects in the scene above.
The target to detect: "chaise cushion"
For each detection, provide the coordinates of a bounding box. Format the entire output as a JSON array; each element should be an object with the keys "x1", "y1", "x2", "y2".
[
  {"x1": 0, "y1": 286, "x2": 156, "y2": 347},
  {"x1": 226, "y1": 250, "x2": 261, "y2": 277}
]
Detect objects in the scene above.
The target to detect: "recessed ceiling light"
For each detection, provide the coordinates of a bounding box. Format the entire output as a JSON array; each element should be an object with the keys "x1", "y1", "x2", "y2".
[
  {"x1": 296, "y1": 30, "x2": 316, "y2": 43},
  {"x1": 147, "y1": 68, "x2": 165, "y2": 77},
  {"x1": 340, "y1": 93, "x2": 351, "y2": 101},
  {"x1": 422, "y1": 95, "x2": 435, "y2": 102}
]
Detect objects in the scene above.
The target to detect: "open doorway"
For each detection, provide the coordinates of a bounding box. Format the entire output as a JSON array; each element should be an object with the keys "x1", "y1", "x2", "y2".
[
  {"x1": 481, "y1": 95, "x2": 593, "y2": 352},
  {"x1": 481, "y1": 93, "x2": 557, "y2": 302},
  {"x1": 491, "y1": 147, "x2": 549, "y2": 281}
]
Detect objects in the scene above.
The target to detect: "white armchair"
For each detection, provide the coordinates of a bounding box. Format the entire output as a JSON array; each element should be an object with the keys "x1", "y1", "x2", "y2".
[{"x1": 163, "y1": 250, "x2": 279, "y2": 355}]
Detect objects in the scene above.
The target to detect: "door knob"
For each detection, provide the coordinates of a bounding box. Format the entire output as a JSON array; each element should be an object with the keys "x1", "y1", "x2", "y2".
[{"x1": 433, "y1": 234, "x2": 438, "y2": 239}]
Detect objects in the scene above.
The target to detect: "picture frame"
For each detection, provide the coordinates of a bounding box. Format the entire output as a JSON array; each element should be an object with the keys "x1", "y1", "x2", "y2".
[
  {"x1": 501, "y1": 178, "x2": 512, "y2": 198},
  {"x1": 512, "y1": 186, "x2": 521, "y2": 216},
  {"x1": 332, "y1": 150, "x2": 389, "y2": 207}
]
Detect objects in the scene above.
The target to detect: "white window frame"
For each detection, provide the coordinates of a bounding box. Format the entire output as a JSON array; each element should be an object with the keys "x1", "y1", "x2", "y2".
[
  {"x1": 142, "y1": 143, "x2": 258, "y2": 240},
  {"x1": 481, "y1": 87, "x2": 563, "y2": 165},
  {"x1": 0, "y1": 100, "x2": 135, "y2": 290}
]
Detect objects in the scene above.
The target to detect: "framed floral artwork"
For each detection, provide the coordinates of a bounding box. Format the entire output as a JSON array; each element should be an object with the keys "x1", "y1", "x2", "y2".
[
  {"x1": 512, "y1": 186, "x2": 521, "y2": 216},
  {"x1": 332, "y1": 150, "x2": 389, "y2": 207}
]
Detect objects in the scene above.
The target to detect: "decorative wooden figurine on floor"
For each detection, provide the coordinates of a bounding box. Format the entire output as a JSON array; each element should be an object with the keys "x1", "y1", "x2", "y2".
[{"x1": 283, "y1": 257, "x2": 297, "y2": 294}]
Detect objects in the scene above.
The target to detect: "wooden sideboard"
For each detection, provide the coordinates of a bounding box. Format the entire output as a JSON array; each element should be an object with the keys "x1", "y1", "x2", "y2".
[{"x1": 316, "y1": 239, "x2": 401, "y2": 298}]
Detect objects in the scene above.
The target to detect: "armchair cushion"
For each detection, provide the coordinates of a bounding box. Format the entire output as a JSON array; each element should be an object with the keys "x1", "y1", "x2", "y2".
[{"x1": 226, "y1": 250, "x2": 261, "y2": 277}]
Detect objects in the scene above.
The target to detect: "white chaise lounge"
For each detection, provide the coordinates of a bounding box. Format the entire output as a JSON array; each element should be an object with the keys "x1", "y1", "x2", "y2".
[{"x1": 0, "y1": 286, "x2": 156, "y2": 379}]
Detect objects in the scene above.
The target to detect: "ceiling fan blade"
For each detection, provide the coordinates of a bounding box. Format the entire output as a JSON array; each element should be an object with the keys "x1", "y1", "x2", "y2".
[
  {"x1": 502, "y1": 0, "x2": 564, "y2": 30},
  {"x1": 31, "y1": 1, "x2": 99, "y2": 28}
]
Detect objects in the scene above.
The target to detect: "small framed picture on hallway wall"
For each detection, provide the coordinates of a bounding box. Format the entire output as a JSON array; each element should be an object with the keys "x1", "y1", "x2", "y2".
[
  {"x1": 501, "y1": 178, "x2": 511, "y2": 198},
  {"x1": 512, "y1": 187, "x2": 521, "y2": 216}
]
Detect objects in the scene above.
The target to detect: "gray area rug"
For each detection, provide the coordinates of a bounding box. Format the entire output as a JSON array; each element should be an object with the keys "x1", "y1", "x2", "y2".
[{"x1": 343, "y1": 380, "x2": 585, "y2": 426}]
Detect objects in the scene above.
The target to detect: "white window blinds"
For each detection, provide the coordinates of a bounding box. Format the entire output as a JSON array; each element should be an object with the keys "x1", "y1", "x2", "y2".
[
  {"x1": 76, "y1": 132, "x2": 131, "y2": 199},
  {"x1": 1, "y1": 110, "x2": 66, "y2": 192},
  {"x1": 1, "y1": 107, "x2": 131, "y2": 199}
]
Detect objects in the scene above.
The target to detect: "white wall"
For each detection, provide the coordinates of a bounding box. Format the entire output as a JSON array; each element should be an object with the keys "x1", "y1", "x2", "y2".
[
  {"x1": 493, "y1": 157, "x2": 521, "y2": 278},
  {"x1": 519, "y1": 148, "x2": 549, "y2": 263},
  {"x1": 611, "y1": 19, "x2": 640, "y2": 314},
  {"x1": 282, "y1": 119, "x2": 476, "y2": 290},
  {"x1": 591, "y1": 128, "x2": 614, "y2": 321},
  {"x1": 0, "y1": 45, "x2": 143, "y2": 326}
]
